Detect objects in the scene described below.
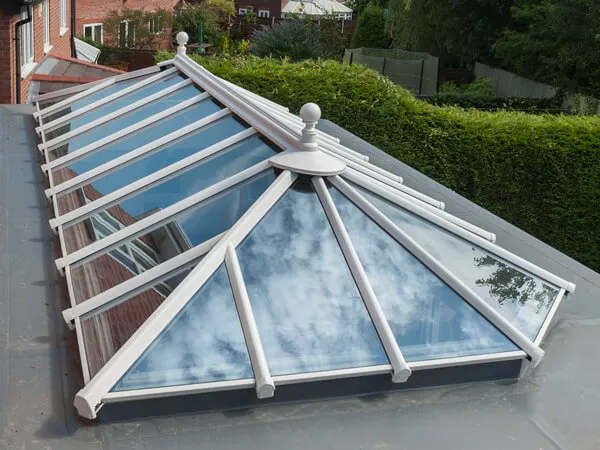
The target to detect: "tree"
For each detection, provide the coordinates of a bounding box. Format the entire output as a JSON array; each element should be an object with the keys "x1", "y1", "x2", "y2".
[
  {"x1": 493, "y1": 0, "x2": 600, "y2": 96},
  {"x1": 173, "y1": 0, "x2": 235, "y2": 51},
  {"x1": 350, "y1": 4, "x2": 388, "y2": 49},
  {"x1": 103, "y1": 8, "x2": 172, "y2": 49}
]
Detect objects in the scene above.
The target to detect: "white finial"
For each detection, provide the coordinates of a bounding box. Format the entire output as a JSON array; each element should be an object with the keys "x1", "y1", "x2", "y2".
[
  {"x1": 176, "y1": 31, "x2": 189, "y2": 56},
  {"x1": 299, "y1": 103, "x2": 321, "y2": 151}
]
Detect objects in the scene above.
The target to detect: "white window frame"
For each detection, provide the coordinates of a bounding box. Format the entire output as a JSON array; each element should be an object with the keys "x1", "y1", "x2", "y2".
[
  {"x1": 258, "y1": 8, "x2": 270, "y2": 18},
  {"x1": 238, "y1": 7, "x2": 253, "y2": 15},
  {"x1": 148, "y1": 15, "x2": 163, "y2": 34},
  {"x1": 83, "y1": 22, "x2": 104, "y2": 44},
  {"x1": 119, "y1": 20, "x2": 135, "y2": 48},
  {"x1": 60, "y1": 0, "x2": 68, "y2": 35},
  {"x1": 20, "y1": 6, "x2": 35, "y2": 78},
  {"x1": 43, "y1": 0, "x2": 52, "y2": 53}
]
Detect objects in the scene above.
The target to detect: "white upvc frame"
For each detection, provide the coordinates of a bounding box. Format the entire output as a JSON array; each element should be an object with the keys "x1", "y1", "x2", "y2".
[
  {"x1": 37, "y1": 67, "x2": 179, "y2": 135},
  {"x1": 43, "y1": 0, "x2": 52, "y2": 53},
  {"x1": 45, "y1": 108, "x2": 231, "y2": 199},
  {"x1": 340, "y1": 172, "x2": 575, "y2": 293},
  {"x1": 63, "y1": 232, "x2": 225, "y2": 325},
  {"x1": 42, "y1": 92, "x2": 208, "y2": 174},
  {"x1": 20, "y1": 6, "x2": 35, "y2": 78},
  {"x1": 60, "y1": 0, "x2": 67, "y2": 34},
  {"x1": 73, "y1": 171, "x2": 297, "y2": 419},
  {"x1": 50, "y1": 127, "x2": 256, "y2": 230},
  {"x1": 55, "y1": 160, "x2": 271, "y2": 272},
  {"x1": 330, "y1": 175, "x2": 546, "y2": 367},
  {"x1": 33, "y1": 65, "x2": 163, "y2": 105},
  {"x1": 83, "y1": 22, "x2": 104, "y2": 44},
  {"x1": 313, "y1": 177, "x2": 411, "y2": 382},
  {"x1": 39, "y1": 78, "x2": 194, "y2": 155},
  {"x1": 533, "y1": 288, "x2": 566, "y2": 346},
  {"x1": 342, "y1": 168, "x2": 496, "y2": 242},
  {"x1": 225, "y1": 245, "x2": 275, "y2": 398}
]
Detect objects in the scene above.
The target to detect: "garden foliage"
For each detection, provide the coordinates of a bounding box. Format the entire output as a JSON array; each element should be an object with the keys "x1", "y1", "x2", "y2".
[
  {"x1": 155, "y1": 53, "x2": 600, "y2": 272},
  {"x1": 350, "y1": 4, "x2": 388, "y2": 49}
]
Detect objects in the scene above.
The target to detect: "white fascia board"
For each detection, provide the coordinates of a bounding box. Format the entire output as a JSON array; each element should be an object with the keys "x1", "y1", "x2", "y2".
[
  {"x1": 330, "y1": 175, "x2": 546, "y2": 367},
  {"x1": 73, "y1": 170, "x2": 296, "y2": 420},
  {"x1": 38, "y1": 67, "x2": 179, "y2": 134},
  {"x1": 39, "y1": 78, "x2": 193, "y2": 153},
  {"x1": 533, "y1": 288, "x2": 566, "y2": 346},
  {"x1": 313, "y1": 177, "x2": 411, "y2": 383},
  {"x1": 62, "y1": 232, "x2": 225, "y2": 323},
  {"x1": 50, "y1": 127, "x2": 256, "y2": 229},
  {"x1": 34, "y1": 66, "x2": 162, "y2": 113},
  {"x1": 342, "y1": 169, "x2": 495, "y2": 242},
  {"x1": 225, "y1": 244, "x2": 275, "y2": 398},
  {"x1": 55, "y1": 160, "x2": 271, "y2": 271},
  {"x1": 340, "y1": 171, "x2": 575, "y2": 293},
  {"x1": 175, "y1": 56, "x2": 304, "y2": 153},
  {"x1": 42, "y1": 93, "x2": 210, "y2": 174},
  {"x1": 45, "y1": 108, "x2": 230, "y2": 199}
]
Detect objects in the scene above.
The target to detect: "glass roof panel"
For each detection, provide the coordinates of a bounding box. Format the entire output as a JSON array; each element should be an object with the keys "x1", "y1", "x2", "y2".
[
  {"x1": 50, "y1": 99, "x2": 222, "y2": 180},
  {"x1": 111, "y1": 263, "x2": 252, "y2": 391},
  {"x1": 236, "y1": 180, "x2": 389, "y2": 376},
  {"x1": 81, "y1": 267, "x2": 195, "y2": 378},
  {"x1": 47, "y1": 84, "x2": 203, "y2": 161},
  {"x1": 67, "y1": 170, "x2": 276, "y2": 304},
  {"x1": 55, "y1": 116, "x2": 244, "y2": 216},
  {"x1": 41, "y1": 74, "x2": 153, "y2": 125},
  {"x1": 329, "y1": 184, "x2": 518, "y2": 361},
  {"x1": 63, "y1": 136, "x2": 278, "y2": 254},
  {"x1": 44, "y1": 74, "x2": 187, "y2": 141},
  {"x1": 350, "y1": 182, "x2": 559, "y2": 340}
]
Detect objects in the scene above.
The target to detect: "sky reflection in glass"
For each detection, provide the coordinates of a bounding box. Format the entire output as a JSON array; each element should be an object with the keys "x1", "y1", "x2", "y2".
[
  {"x1": 42, "y1": 75, "x2": 150, "y2": 125},
  {"x1": 349, "y1": 182, "x2": 558, "y2": 340},
  {"x1": 59, "y1": 117, "x2": 245, "y2": 203},
  {"x1": 236, "y1": 181, "x2": 388, "y2": 376},
  {"x1": 65, "y1": 137, "x2": 277, "y2": 248},
  {"x1": 329, "y1": 184, "x2": 518, "y2": 361},
  {"x1": 48, "y1": 84, "x2": 202, "y2": 160},
  {"x1": 112, "y1": 264, "x2": 252, "y2": 391}
]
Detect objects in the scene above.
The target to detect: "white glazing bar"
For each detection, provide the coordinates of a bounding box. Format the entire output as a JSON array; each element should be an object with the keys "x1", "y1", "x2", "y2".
[
  {"x1": 45, "y1": 108, "x2": 230, "y2": 199},
  {"x1": 38, "y1": 67, "x2": 179, "y2": 134},
  {"x1": 34, "y1": 77, "x2": 117, "y2": 120},
  {"x1": 74, "y1": 317, "x2": 92, "y2": 384},
  {"x1": 225, "y1": 244, "x2": 275, "y2": 398},
  {"x1": 157, "y1": 59, "x2": 175, "y2": 67},
  {"x1": 62, "y1": 232, "x2": 225, "y2": 323},
  {"x1": 343, "y1": 169, "x2": 495, "y2": 241},
  {"x1": 175, "y1": 56, "x2": 304, "y2": 153},
  {"x1": 39, "y1": 78, "x2": 193, "y2": 152},
  {"x1": 534, "y1": 288, "x2": 566, "y2": 346},
  {"x1": 50, "y1": 127, "x2": 256, "y2": 229},
  {"x1": 331, "y1": 175, "x2": 547, "y2": 367},
  {"x1": 33, "y1": 65, "x2": 161, "y2": 111},
  {"x1": 73, "y1": 171, "x2": 295, "y2": 419},
  {"x1": 42, "y1": 93, "x2": 210, "y2": 173},
  {"x1": 102, "y1": 378, "x2": 255, "y2": 403},
  {"x1": 34, "y1": 101, "x2": 42, "y2": 126},
  {"x1": 55, "y1": 160, "x2": 271, "y2": 271},
  {"x1": 313, "y1": 177, "x2": 411, "y2": 383},
  {"x1": 340, "y1": 172, "x2": 575, "y2": 293}
]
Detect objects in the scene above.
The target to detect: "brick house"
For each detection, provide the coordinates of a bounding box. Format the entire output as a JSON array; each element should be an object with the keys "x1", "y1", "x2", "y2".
[
  {"x1": 0, "y1": 0, "x2": 74, "y2": 104},
  {"x1": 77, "y1": 0, "x2": 180, "y2": 50}
]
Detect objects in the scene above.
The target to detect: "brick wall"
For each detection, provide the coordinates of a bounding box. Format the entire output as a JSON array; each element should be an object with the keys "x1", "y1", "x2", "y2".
[
  {"x1": 0, "y1": 0, "x2": 72, "y2": 104},
  {"x1": 77, "y1": 0, "x2": 179, "y2": 50}
]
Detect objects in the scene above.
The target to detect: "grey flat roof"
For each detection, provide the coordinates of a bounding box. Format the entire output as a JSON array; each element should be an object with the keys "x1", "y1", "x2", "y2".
[{"x1": 1, "y1": 105, "x2": 599, "y2": 449}]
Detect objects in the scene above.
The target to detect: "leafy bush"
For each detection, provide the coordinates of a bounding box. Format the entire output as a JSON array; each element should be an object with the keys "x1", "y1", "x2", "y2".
[
  {"x1": 156, "y1": 53, "x2": 600, "y2": 272},
  {"x1": 251, "y1": 18, "x2": 345, "y2": 60},
  {"x1": 174, "y1": 1, "x2": 235, "y2": 50},
  {"x1": 431, "y1": 79, "x2": 564, "y2": 112},
  {"x1": 350, "y1": 4, "x2": 388, "y2": 49},
  {"x1": 103, "y1": 8, "x2": 172, "y2": 49}
]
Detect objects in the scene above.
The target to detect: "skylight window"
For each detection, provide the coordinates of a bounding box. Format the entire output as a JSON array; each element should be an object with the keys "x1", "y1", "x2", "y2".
[{"x1": 32, "y1": 32, "x2": 575, "y2": 420}]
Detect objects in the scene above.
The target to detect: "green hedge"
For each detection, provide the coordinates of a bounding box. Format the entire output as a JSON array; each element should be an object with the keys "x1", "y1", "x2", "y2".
[
  {"x1": 157, "y1": 52, "x2": 600, "y2": 272},
  {"x1": 424, "y1": 93, "x2": 564, "y2": 113}
]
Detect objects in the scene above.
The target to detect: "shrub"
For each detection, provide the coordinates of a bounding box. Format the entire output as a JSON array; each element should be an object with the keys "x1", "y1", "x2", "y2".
[
  {"x1": 350, "y1": 4, "x2": 388, "y2": 49},
  {"x1": 251, "y1": 18, "x2": 345, "y2": 60},
  {"x1": 156, "y1": 53, "x2": 600, "y2": 272},
  {"x1": 174, "y1": 1, "x2": 235, "y2": 49}
]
